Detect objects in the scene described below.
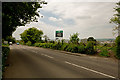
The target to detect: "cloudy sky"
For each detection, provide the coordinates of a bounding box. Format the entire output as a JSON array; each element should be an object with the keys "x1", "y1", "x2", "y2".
[{"x1": 12, "y1": 0, "x2": 118, "y2": 40}]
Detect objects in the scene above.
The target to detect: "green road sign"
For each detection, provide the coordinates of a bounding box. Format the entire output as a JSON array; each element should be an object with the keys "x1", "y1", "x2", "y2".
[{"x1": 56, "y1": 30, "x2": 63, "y2": 37}]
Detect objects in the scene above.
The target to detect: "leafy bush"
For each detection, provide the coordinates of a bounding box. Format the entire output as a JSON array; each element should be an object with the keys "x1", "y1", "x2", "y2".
[
  {"x1": 43, "y1": 43, "x2": 50, "y2": 48},
  {"x1": 65, "y1": 44, "x2": 78, "y2": 53},
  {"x1": 70, "y1": 33, "x2": 79, "y2": 44},
  {"x1": 86, "y1": 41, "x2": 95, "y2": 55},
  {"x1": 35, "y1": 43, "x2": 40, "y2": 47},
  {"x1": 66, "y1": 44, "x2": 74, "y2": 52},
  {"x1": 49, "y1": 40, "x2": 55, "y2": 43},
  {"x1": 26, "y1": 41, "x2": 32, "y2": 46},
  {"x1": 2, "y1": 46, "x2": 10, "y2": 72},
  {"x1": 50, "y1": 43, "x2": 62, "y2": 50},
  {"x1": 78, "y1": 44, "x2": 85, "y2": 53},
  {"x1": 47, "y1": 43, "x2": 53, "y2": 48},
  {"x1": 99, "y1": 49, "x2": 110, "y2": 57},
  {"x1": 61, "y1": 43, "x2": 69, "y2": 51},
  {"x1": 51, "y1": 43, "x2": 57, "y2": 49},
  {"x1": 35, "y1": 43, "x2": 54, "y2": 49},
  {"x1": 115, "y1": 36, "x2": 120, "y2": 59},
  {"x1": 20, "y1": 41, "x2": 25, "y2": 45}
]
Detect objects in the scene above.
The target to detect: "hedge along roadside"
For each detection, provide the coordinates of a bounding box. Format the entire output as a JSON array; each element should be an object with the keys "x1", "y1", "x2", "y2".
[
  {"x1": 2, "y1": 45, "x2": 10, "y2": 72},
  {"x1": 34, "y1": 42, "x2": 95, "y2": 55}
]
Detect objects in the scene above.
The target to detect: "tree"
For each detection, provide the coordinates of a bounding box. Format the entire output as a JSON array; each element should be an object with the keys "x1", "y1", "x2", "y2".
[
  {"x1": 87, "y1": 37, "x2": 97, "y2": 51},
  {"x1": 20, "y1": 27, "x2": 43, "y2": 44},
  {"x1": 87, "y1": 37, "x2": 96, "y2": 42},
  {"x1": 115, "y1": 36, "x2": 120, "y2": 59},
  {"x1": 43, "y1": 35, "x2": 49, "y2": 43},
  {"x1": 2, "y1": 2, "x2": 47, "y2": 39},
  {"x1": 87, "y1": 37, "x2": 97, "y2": 45},
  {"x1": 70, "y1": 33, "x2": 79, "y2": 44},
  {"x1": 110, "y1": 2, "x2": 120, "y2": 36},
  {"x1": 86, "y1": 41, "x2": 95, "y2": 55},
  {"x1": 110, "y1": 2, "x2": 120, "y2": 59}
]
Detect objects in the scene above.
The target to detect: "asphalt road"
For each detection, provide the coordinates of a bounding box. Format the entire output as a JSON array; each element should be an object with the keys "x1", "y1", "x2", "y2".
[{"x1": 3, "y1": 44, "x2": 118, "y2": 78}]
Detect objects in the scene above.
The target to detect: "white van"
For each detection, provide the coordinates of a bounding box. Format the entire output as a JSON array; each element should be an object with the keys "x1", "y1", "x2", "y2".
[{"x1": 9, "y1": 42, "x2": 12, "y2": 45}]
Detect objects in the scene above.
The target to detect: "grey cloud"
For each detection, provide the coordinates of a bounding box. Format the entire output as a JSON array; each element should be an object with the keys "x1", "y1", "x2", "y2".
[{"x1": 76, "y1": 16, "x2": 92, "y2": 19}]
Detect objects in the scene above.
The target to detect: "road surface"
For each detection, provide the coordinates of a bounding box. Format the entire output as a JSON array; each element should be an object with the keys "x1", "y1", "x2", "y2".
[{"x1": 3, "y1": 44, "x2": 118, "y2": 79}]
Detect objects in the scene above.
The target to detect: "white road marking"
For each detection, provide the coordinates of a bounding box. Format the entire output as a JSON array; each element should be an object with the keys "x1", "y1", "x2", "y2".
[
  {"x1": 44, "y1": 55, "x2": 54, "y2": 58},
  {"x1": 41, "y1": 54, "x2": 44, "y2": 55},
  {"x1": 41, "y1": 54, "x2": 54, "y2": 59},
  {"x1": 26, "y1": 50, "x2": 53, "y2": 59},
  {"x1": 89, "y1": 57, "x2": 97, "y2": 59},
  {"x1": 31, "y1": 50, "x2": 38, "y2": 53},
  {"x1": 65, "y1": 61, "x2": 116, "y2": 79}
]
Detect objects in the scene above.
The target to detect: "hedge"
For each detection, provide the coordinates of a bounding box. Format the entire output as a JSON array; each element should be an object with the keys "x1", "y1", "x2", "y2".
[
  {"x1": 34, "y1": 42, "x2": 95, "y2": 55},
  {"x1": 2, "y1": 46, "x2": 10, "y2": 72}
]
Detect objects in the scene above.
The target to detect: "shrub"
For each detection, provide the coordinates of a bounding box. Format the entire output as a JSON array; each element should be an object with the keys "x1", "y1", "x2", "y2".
[
  {"x1": 35, "y1": 43, "x2": 55, "y2": 49},
  {"x1": 35, "y1": 43, "x2": 40, "y2": 47},
  {"x1": 61, "y1": 43, "x2": 69, "y2": 51},
  {"x1": 26, "y1": 41, "x2": 32, "y2": 46},
  {"x1": 72, "y1": 44, "x2": 79, "y2": 53},
  {"x1": 50, "y1": 43, "x2": 62, "y2": 50},
  {"x1": 78, "y1": 44, "x2": 85, "y2": 53},
  {"x1": 47, "y1": 43, "x2": 53, "y2": 48},
  {"x1": 20, "y1": 41, "x2": 25, "y2": 45},
  {"x1": 49, "y1": 40, "x2": 55, "y2": 43},
  {"x1": 99, "y1": 49, "x2": 110, "y2": 57},
  {"x1": 86, "y1": 41, "x2": 95, "y2": 55},
  {"x1": 115, "y1": 36, "x2": 120, "y2": 59},
  {"x1": 66, "y1": 44, "x2": 78, "y2": 53},
  {"x1": 50, "y1": 43, "x2": 56, "y2": 49},
  {"x1": 49, "y1": 43, "x2": 54, "y2": 49},
  {"x1": 43, "y1": 43, "x2": 50, "y2": 48},
  {"x1": 66, "y1": 44, "x2": 73, "y2": 52},
  {"x1": 39, "y1": 43, "x2": 43, "y2": 47}
]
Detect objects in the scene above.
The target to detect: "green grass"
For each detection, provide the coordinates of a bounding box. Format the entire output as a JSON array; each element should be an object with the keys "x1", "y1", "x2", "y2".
[
  {"x1": 99, "y1": 49, "x2": 110, "y2": 57},
  {"x1": 96, "y1": 45, "x2": 112, "y2": 57}
]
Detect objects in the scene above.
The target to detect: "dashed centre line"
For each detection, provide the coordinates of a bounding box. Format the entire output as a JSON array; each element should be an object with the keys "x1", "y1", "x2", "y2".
[
  {"x1": 31, "y1": 50, "x2": 54, "y2": 59},
  {"x1": 43, "y1": 54, "x2": 54, "y2": 58},
  {"x1": 32, "y1": 51, "x2": 37, "y2": 53},
  {"x1": 65, "y1": 61, "x2": 116, "y2": 79},
  {"x1": 41, "y1": 54, "x2": 54, "y2": 59}
]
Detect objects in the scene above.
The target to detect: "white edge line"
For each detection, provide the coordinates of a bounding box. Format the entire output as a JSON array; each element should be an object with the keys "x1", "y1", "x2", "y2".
[{"x1": 65, "y1": 61, "x2": 116, "y2": 79}]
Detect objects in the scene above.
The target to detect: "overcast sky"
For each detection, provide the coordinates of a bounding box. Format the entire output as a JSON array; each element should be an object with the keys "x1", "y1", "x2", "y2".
[{"x1": 12, "y1": 0, "x2": 118, "y2": 40}]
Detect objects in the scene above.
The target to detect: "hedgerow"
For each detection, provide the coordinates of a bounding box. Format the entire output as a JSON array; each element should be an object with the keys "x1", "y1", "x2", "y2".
[
  {"x1": 2, "y1": 45, "x2": 10, "y2": 72},
  {"x1": 34, "y1": 42, "x2": 86, "y2": 53}
]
